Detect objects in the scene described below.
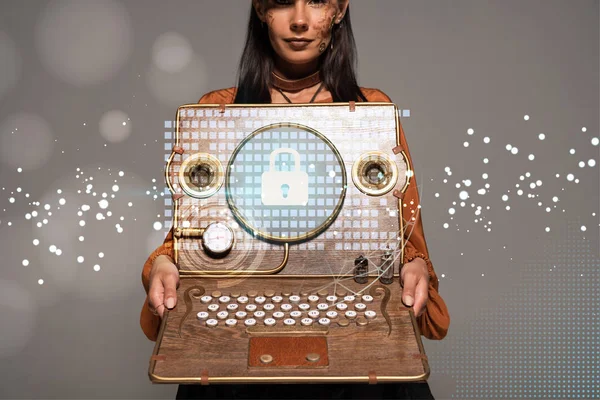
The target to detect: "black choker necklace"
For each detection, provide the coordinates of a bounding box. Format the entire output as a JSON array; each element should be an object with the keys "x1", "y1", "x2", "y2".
[{"x1": 275, "y1": 83, "x2": 324, "y2": 104}]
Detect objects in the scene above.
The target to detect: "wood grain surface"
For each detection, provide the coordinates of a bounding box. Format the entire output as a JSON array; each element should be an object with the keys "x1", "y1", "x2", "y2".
[{"x1": 149, "y1": 276, "x2": 429, "y2": 384}]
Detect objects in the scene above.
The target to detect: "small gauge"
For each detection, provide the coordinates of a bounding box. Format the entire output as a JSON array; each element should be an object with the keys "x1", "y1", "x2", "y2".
[{"x1": 202, "y1": 222, "x2": 234, "y2": 257}]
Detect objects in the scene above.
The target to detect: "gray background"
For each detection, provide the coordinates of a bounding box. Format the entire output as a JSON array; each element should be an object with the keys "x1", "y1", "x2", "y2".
[{"x1": 0, "y1": 0, "x2": 598, "y2": 398}]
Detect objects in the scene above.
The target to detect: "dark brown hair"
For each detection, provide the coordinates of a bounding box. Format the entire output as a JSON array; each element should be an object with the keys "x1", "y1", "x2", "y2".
[{"x1": 233, "y1": 3, "x2": 366, "y2": 104}]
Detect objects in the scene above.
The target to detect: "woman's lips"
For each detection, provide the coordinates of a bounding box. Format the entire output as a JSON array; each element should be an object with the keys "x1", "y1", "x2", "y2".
[{"x1": 286, "y1": 40, "x2": 312, "y2": 50}]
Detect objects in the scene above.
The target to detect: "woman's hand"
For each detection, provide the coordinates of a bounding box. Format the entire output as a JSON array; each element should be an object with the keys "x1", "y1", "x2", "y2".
[
  {"x1": 147, "y1": 255, "x2": 179, "y2": 318},
  {"x1": 400, "y1": 257, "x2": 430, "y2": 317}
]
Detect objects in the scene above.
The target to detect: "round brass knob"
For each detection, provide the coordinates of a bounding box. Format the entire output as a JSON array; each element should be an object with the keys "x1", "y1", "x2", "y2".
[
  {"x1": 260, "y1": 354, "x2": 273, "y2": 364},
  {"x1": 306, "y1": 353, "x2": 320, "y2": 362}
]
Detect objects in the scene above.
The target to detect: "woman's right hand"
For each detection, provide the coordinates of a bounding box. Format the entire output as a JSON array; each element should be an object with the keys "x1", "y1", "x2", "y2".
[{"x1": 147, "y1": 255, "x2": 180, "y2": 318}]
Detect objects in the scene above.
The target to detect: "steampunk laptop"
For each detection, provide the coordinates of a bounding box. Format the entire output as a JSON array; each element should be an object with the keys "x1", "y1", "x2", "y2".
[{"x1": 148, "y1": 102, "x2": 429, "y2": 385}]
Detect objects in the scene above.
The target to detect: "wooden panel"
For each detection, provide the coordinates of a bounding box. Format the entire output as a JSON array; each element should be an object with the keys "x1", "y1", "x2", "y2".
[{"x1": 149, "y1": 276, "x2": 429, "y2": 384}]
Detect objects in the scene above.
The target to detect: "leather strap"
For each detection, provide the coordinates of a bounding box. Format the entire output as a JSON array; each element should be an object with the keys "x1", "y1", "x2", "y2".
[{"x1": 272, "y1": 70, "x2": 322, "y2": 91}]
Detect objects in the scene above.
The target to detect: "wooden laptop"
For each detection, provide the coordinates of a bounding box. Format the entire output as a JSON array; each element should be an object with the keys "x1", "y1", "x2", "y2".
[{"x1": 148, "y1": 102, "x2": 429, "y2": 385}]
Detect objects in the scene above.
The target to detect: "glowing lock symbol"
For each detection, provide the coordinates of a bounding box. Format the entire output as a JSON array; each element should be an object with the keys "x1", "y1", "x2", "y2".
[{"x1": 261, "y1": 148, "x2": 309, "y2": 206}]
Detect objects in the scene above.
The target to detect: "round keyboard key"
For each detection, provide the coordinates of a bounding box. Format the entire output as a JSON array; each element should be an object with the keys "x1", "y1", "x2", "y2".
[
  {"x1": 230, "y1": 291, "x2": 241, "y2": 298},
  {"x1": 308, "y1": 310, "x2": 320, "y2": 318},
  {"x1": 361, "y1": 295, "x2": 374, "y2": 303},
  {"x1": 196, "y1": 311, "x2": 209, "y2": 320},
  {"x1": 326, "y1": 310, "x2": 338, "y2": 319},
  {"x1": 254, "y1": 310, "x2": 266, "y2": 319},
  {"x1": 336, "y1": 303, "x2": 348, "y2": 311},
  {"x1": 298, "y1": 303, "x2": 310, "y2": 311},
  {"x1": 263, "y1": 303, "x2": 275, "y2": 311},
  {"x1": 317, "y1": 289, "x2": 328, "y2": 297},
  {"x1": 245, "y1": 304, "x2": 257, "y2": 312},
  {"x1": 317, "y1": 303, "x2": 329, "y2": 311},
  {"x1": 271, "y1": 296, "x2": 283, "y2": 303},
  {"x1": 264, "y1": 318, "x2": 276, "y2": 326},
  {"x1": 355, "y1": 303, "x2": 367, "y2": 311},
  {"x1": 356, "y1": 317, "x2": 368, "y2": 326},
  {"x1": 255, "y1": 296, "x2": 266, "y2": 305},
  {"x1": 247, "y1": 290, "x2": 258, "y2": 298},
  {"x1": 208, "y1": 304, "x2": 220, "y2": 312},
  {"x1": 365, "y1": 310, "x2": 377, "y2": 319},
  {"x1": 280, "y1": 304, "x2": 292, "y2": 312},
  {"x1": 225, "y1": 318, "x2": 237, "y2": 327},
  {"x1": 308, "y1": 295, "x2": 319, "y2": 303},
  {"x1": 264, "y1": 289, "x2": 275, "y2": 298},
  {"x1": 318, "y1": 317, "x2": 331, "y2": 326},
  {"x1": 226, "y1": 303, "x2": 239, "y2": 311},
  {"x1": 211, "y1": 290, "x2": 222, "y2": 298},
  {"x1": 300, "y1": 290, "x2": 310, "y2": 297},
  {"x1": 244, "y1": 318, "x2": 257, "y2": 327},
  {"x1": 283, "y1": 318, "x2": 296, "y2": 326},
  {"x1": 289, "y1": 295, "x2": 301, "y2": 303},
  {"x1": 290, "y1": 310, "x2": 302, "y2": 318},
  {"x1": 206, "y1": 319, "x2": 218, "y2": 327},
  {"x1": 272, "y1": 311, "x2": 285, "y2": 320},
  {"x1": 237, "y1": 296, "x2": 249, "y2": 304},
  {"x1": 335, "y1": 288, "x2": 347, "y2": 297},
  {"x1": 338, "y1": 319, "x2": 350, "y2": 327},
  {"x1": 344, "y1": 295, "x2": 356, "y2": 302},
  {"x1": 345, "y1": 310, "x2": 357, "y2": 319},
  {"x1": 282, "y1": 289, "x2": 292, "y2": 297},
  {"x1": 235, "y1": 311, "x2": 247, "y2": 320},
  {"x1": 200, "y1": 295, "x2": 212, "y2": 304},
  {"x1": 218, "y1": 296, "x2": 231, "y2": 304},
  {"x1": 301, "y1": 318, "x2": 313, "y2": 326},
  {"x1": 216, "y1": 311, "x2": 229, "y2": 320},
  {"x1": 326, "y1": 295, "x2": 338, "y2": 302}
]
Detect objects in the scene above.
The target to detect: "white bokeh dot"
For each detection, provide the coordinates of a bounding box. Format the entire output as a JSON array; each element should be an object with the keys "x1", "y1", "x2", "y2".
[
  {"x1": 35, "y1": 0, "x2": 133, "y2": 86},
  {"x1": 0, "y1": 31, "x2": 22, "y2": 101},
  {"x1": 538, "y1": 133, "x2": 545, "y2": 140},
  {"x1": 152, "y1": 32, "x2": 193, "y2": 73},
  {"x1": 99, "y1": 110, "x2": 132, "y2": 143},
  {"x1": 77, "y1": 256, "x2": 84, "y2": 263}
]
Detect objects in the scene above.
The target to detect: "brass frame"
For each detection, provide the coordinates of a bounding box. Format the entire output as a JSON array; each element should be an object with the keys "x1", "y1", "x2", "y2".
[
  {"x1": 351, "y1": 150, "x2": 400, "y2": 196},
  {"x1": 178, "y1": 152, "x2": 224, "y2": 199},
  {"x1": 165, "y1": 102, "x2": 413, "y2": 277},
  {"x1": 225, "y1": 121, "x2": 347, "y2": 244}
]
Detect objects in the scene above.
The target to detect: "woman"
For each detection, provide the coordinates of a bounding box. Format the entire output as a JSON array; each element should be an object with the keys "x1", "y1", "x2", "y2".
[{"x1": 141, "y1": 1, "x2": 450, "y2": 398}]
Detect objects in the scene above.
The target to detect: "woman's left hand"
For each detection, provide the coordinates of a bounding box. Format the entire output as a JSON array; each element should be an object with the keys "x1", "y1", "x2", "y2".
[{"x1": 400, "y1": 257, "x2": 430, "y2": 317}]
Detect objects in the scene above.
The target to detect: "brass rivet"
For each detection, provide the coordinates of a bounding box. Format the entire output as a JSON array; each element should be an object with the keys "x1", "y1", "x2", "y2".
[
  {"x1": 260, "y1": 354, "x2": 273, "y2": 364},
  {"x1": 306, "y1": 353, "x2": 320, "y2": 362}
]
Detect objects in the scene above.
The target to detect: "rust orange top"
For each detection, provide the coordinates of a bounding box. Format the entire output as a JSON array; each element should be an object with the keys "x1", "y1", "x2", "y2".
[{"x1": 140, "y1": 87, "x2": 450, "y2": 341}]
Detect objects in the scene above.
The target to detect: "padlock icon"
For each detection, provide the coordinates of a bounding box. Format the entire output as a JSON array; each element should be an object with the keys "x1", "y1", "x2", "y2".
[{"x1": 261, "y1": 148, "x2": 309, "y2": 206}]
